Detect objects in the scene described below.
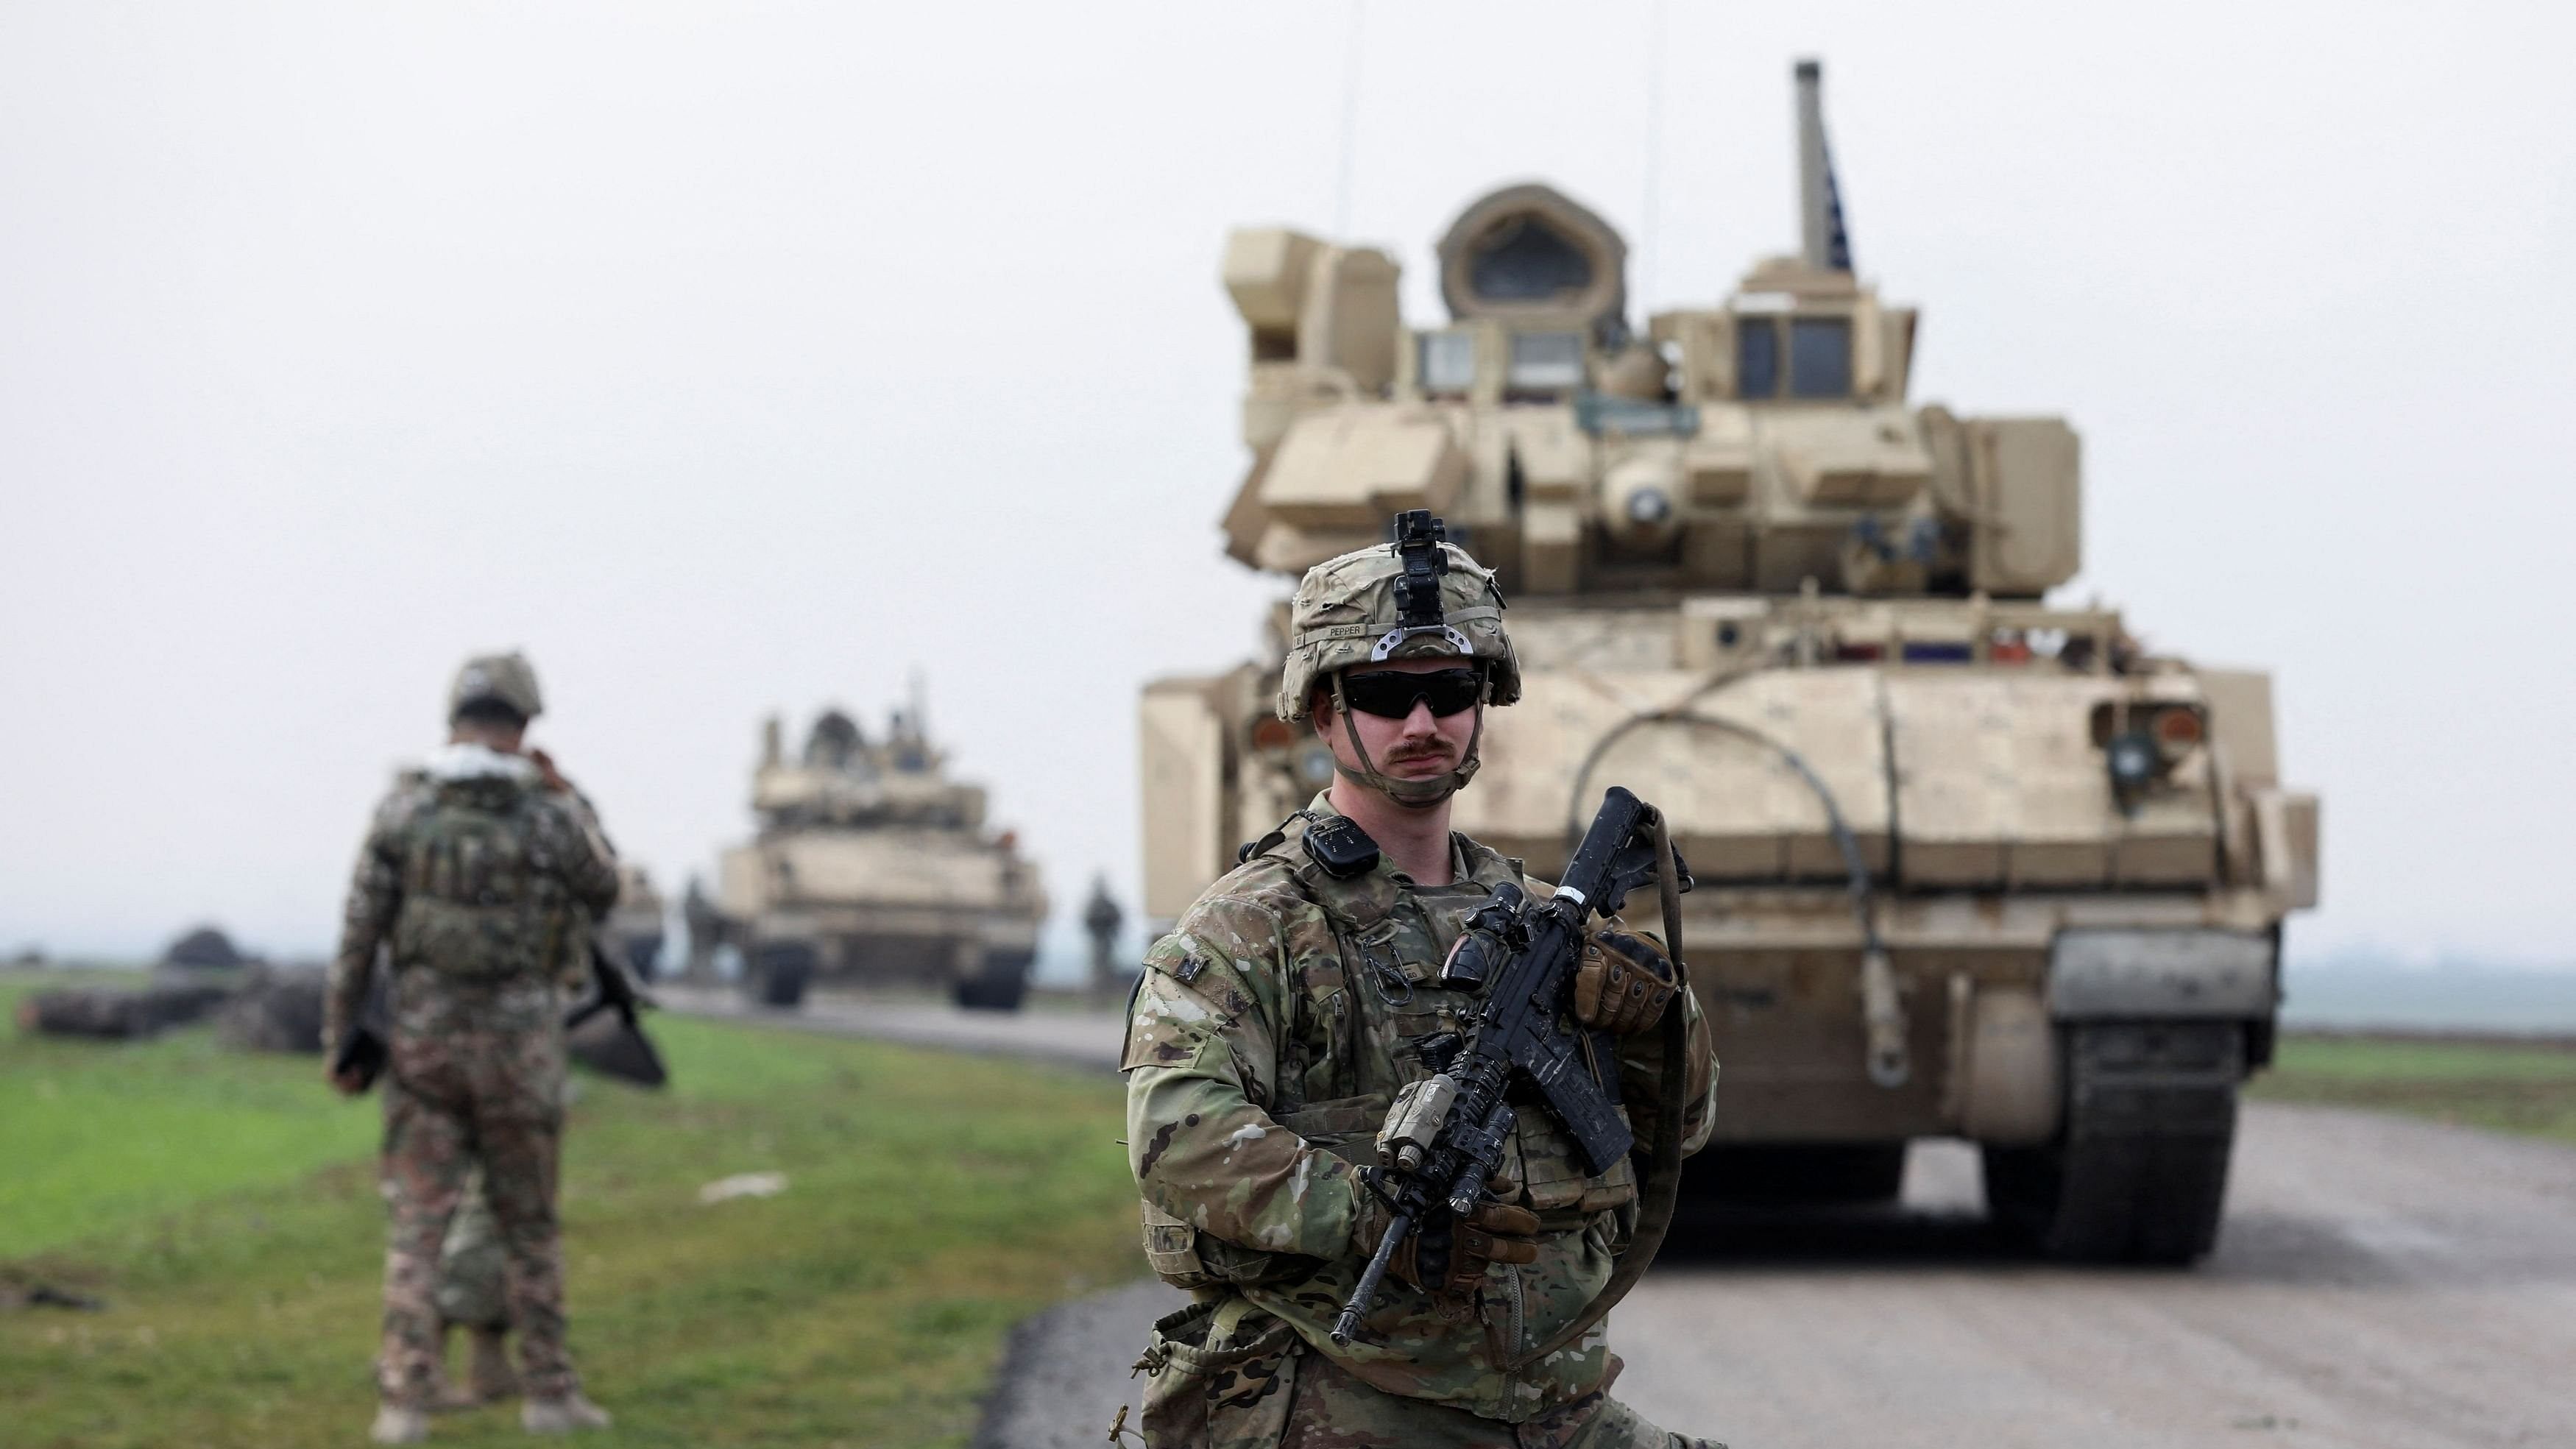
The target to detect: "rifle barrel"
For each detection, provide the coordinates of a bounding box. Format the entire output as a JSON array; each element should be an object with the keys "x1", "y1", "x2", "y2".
[{"x1": 1333, "y1": 1210, "x2": 1414, "y2": 1345}]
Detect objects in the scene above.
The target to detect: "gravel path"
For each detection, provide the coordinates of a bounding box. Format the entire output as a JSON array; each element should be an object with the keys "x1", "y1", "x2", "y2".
[
  {"x1": 974, "y1": 1278, "x2": 1185, "y2": 1449},
  {"x1": 656, "y1": 983, "x2": 1126, "y2": 1072}
]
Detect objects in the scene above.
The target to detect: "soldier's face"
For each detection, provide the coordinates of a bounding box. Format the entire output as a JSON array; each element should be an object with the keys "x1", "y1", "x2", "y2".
[{"x1": 1314, "y1": 658, "x2": 1479, "y2": 785}]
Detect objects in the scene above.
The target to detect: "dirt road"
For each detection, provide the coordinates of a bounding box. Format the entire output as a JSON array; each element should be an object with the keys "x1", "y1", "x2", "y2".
[
  {"x1": 1615, "y1": 1106, "x2": 2576, "y2": 1448},
  {"x1": 657, "y1": 983, "x2": 1125, "y2": 1071},
  {"x1": 981, "y1": 1105, "x2": 2576, "y2": 1449},
  {"x1": 666, "y1": 997, "x2": 2576, "y2": 1448}
]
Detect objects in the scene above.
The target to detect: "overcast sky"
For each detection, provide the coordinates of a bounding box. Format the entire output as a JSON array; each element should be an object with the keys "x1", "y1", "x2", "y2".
[{"x1": 3, "y1": 1, "x2": 2569, "y2": 971}]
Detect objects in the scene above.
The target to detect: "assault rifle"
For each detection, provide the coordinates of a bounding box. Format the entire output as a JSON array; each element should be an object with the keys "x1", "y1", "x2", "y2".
[
  {"x1": 564, "y1": 938, "x2": 654, "y2": 1034},
  {"x1": 1331, "y1": 785, "x2": 1688, "y2": 1345},
  {"x1": 566, "y1": 938, "x2": 668, "y2": 1087}
]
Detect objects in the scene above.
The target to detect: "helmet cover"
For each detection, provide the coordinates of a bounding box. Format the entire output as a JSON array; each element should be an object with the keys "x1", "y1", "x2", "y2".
[
  {"x1": 449, "y1": 651, "x2": 544, "y2": 723},
  {"x1": 1276, "y1": 513, "x2": 1519, "y2": 723}
]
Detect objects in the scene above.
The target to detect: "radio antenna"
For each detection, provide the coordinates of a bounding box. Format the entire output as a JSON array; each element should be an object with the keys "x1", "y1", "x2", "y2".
[
  {"x1": 1334, "y1": 0, "x2": 1365, "y2": 235},
  {"x1": 1640, "y1": 0, "x2": 1668, "y2": 308}
]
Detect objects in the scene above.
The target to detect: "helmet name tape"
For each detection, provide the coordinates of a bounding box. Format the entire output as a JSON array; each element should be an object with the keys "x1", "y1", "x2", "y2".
[{"x1": 1292, "y1": 605, "x2": 1502, "y2": 653}]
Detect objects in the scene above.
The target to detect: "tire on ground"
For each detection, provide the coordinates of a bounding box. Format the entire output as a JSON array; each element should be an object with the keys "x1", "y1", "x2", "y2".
[
  {"x1": 747, "y1": 940, "x2": 816, "y2": 1010},
  {"x1": 1983, "y1": 1020, "x2": 2243, "y2": 1264},
  {"x1": 952, "y1": 949, "x2": 1033, "y2": 1013}
]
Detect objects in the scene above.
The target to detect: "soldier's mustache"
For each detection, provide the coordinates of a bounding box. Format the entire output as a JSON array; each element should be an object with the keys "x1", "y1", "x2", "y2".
[{"x1": 1383, "y1": 741, "x2": 1457, "y2": 767}]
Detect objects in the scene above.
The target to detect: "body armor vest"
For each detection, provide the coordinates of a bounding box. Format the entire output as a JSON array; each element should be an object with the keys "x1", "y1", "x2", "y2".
[
  {"x1": 390, "y1": 778, "x2": 573, "y2": 983},
  {"x1": 1139, "y1": 812, "x2": 1638, "y2": 1292}
]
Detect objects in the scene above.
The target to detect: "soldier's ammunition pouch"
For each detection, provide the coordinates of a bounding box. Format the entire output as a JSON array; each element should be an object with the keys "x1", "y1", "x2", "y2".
[
  {"x1": 392, "y1": 901, "x2": 544, "y2": 982},
  {"x1": 1134, "y1": 1297, "x2": 1300, "y2": 1449},
  {"x1": 1519, "y1": 1122, "x2": 1639, "y2": 1222}
]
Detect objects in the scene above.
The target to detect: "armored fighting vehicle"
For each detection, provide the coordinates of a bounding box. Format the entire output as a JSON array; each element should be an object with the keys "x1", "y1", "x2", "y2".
[
  {"x1": 718, "y1": 704, "x2": 1047, "y2": 1010},
  {"x1": 604, "y1": 864, "x2": 667, "y2": 981},
  {"x1": 1139, "y1": 61, "x2": 2321, "y2": 1262}
]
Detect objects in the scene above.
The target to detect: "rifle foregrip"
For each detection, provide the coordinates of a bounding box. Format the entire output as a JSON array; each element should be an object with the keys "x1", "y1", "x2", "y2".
[{"x1": 1332, "y1": 1210, "x2": 1413, "y2": 1345}]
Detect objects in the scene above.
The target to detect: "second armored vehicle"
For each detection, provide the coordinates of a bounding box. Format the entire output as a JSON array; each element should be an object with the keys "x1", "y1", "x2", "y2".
[
  {"x1": 717, "y1": 704, "x2": 1047, "y2": 1010},
  {"x1": 603, "y1": 864, "x2": 666, "y2": 981},
  {"x1": 1139, "y1": 62, "x2": 2321, "y2": 1262}
]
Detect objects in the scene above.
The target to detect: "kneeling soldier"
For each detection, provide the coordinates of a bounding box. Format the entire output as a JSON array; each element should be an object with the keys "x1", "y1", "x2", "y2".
[{"x1": 1123, "y1": 517, "x2": 1724, "y2": 1448}]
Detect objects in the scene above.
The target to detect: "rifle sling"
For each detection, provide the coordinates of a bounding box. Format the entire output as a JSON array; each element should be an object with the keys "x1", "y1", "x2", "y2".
[{"x1": 1506, "y1": 809, "x2": 1691, "y2": 1371}]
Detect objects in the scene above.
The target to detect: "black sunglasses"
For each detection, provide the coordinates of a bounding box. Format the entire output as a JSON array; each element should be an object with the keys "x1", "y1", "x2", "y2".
[{"x1": 1340, "y1": 667, "x2": 1486, "y2": 719}]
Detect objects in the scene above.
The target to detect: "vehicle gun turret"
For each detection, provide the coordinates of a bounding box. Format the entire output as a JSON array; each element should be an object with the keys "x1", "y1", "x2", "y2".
[{"x1": 1215, "y1": 63, "x2": 2074, "y2": 604}]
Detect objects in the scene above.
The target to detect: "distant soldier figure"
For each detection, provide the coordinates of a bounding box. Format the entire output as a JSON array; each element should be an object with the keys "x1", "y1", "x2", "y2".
[
  {"x1": 1122, "y1": 517, "x2": 1723, "y2": 1447},
  {"x1": 1083, "y1": 876, "x2": 1125, "y2": 1004},
  {"x1": 328, "y1": 652, "x2": 620, "y2": 1443},
  {"x1": 681, "y1": 875, "x2": 723, "y2": 981}
]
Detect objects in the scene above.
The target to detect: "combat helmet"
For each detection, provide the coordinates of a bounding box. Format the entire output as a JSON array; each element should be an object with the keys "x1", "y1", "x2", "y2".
[
  {"x1": 448, "y1": 651, "x2": 545, "y2": 724},
  {"x1": 1278, "y1": 511, "x2": 1519, "y2": 804}
]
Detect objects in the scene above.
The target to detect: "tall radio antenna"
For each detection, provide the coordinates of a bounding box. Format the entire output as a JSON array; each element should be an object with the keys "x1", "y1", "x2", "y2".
[
  {"x1": 1640, "y1": 0, "x2": 1668, "y2": 308},
  {"x1": 1334, "y1": 0, "x2": 1366, "y2": 234}
]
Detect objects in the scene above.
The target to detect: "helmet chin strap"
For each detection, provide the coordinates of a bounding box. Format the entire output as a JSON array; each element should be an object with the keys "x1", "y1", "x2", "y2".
[{"x1": 1330, "y1": 675, "x2": 1485, "y2": 807}]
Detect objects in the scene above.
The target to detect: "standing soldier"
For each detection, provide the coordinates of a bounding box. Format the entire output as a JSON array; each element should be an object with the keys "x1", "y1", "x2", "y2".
[
  {"x1": 327, "y1": 653, "x2": 620, "y2": 1443},
  {"x1": 681, "y1": 875, "x2": 723, "y2": 982},
  {"x1": 1122, "y1": 517, "x2": 1724, "y2": 1448},
  {"x1": 1084, "y1": 876, "x2": 1127, "y2": 1005}
]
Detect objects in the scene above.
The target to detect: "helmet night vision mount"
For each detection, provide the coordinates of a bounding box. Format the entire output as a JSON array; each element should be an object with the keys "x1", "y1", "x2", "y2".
[{"x1": 1375, "y1": 510, "x2": 1474, "y2": 662}]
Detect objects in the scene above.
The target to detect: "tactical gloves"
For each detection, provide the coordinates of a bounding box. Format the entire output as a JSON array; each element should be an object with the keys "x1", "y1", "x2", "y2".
[
  {"x1": 1571, "y1": 927, "x2": 1679, "y2": 1035},
  {"x1": 1354, "y1": 1181, "x2": 1540, "y2": 1298},
  {"x1": 1398, "y1": 1197, "x2": 1540, "y2": 1297}
]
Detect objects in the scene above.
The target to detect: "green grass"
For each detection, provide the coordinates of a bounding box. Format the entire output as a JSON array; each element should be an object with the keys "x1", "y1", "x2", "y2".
[
  {"x1": 1, "y1": 976, "x2": 380, "y2": 1258},
  {"x1": 0, "y1": 974, "x2": 1144, "y2": 1448},
  {"x1": 2251, "y1": 1032, "x2": 2576, "y2": 1144}
]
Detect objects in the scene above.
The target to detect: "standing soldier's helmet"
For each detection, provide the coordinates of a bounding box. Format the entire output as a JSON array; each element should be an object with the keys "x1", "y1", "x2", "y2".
[
  {"x1": 448, "y1": 651, "x2": 545, "y2": 725},
  {"x1": 1278, "y1": 511, "x2": 1521, "y2": 804}
]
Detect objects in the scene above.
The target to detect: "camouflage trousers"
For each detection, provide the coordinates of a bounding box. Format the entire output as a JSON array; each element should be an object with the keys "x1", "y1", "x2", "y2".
[
  {"x1": 433, "y1": 1166, "x2": 509, "y2": 1331},
  {"x1": 1139, "y1": 1305, "x2": 1721, "y2": 1449},
  {"x1": 378, "y1": 1024, "x2": 576, "y2": 1409}
]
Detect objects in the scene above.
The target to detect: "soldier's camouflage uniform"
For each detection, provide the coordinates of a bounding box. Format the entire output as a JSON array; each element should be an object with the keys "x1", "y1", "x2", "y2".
[
  {"x1": 437, "y1": 1059, "x2": 584, "y2": 1336},
  {"x1": 1122, "y1": 796, "x2": 1722, "y2": 1448},
  {"x1": 435, "y1": 1166, "x2": 510, "y2": 1333},
  {"x1": 328, "y1": 744, "x2": 620, "y2": 1412}
]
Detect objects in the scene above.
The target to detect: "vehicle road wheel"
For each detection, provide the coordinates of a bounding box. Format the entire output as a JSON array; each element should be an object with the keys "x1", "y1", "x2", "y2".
[
  {"x1": 620, "y1": 934, "x2": 665, "y2": 984},
  {"x1": 1983, "y1": 1020, "x2": 2243, "y2": 1264},
  {"x1": 747, "y1": 941, "x2": 815, "y2": 1010},
  {"x1": 952, "y1": 950, "x2": 1032, "y2": 1013}
]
